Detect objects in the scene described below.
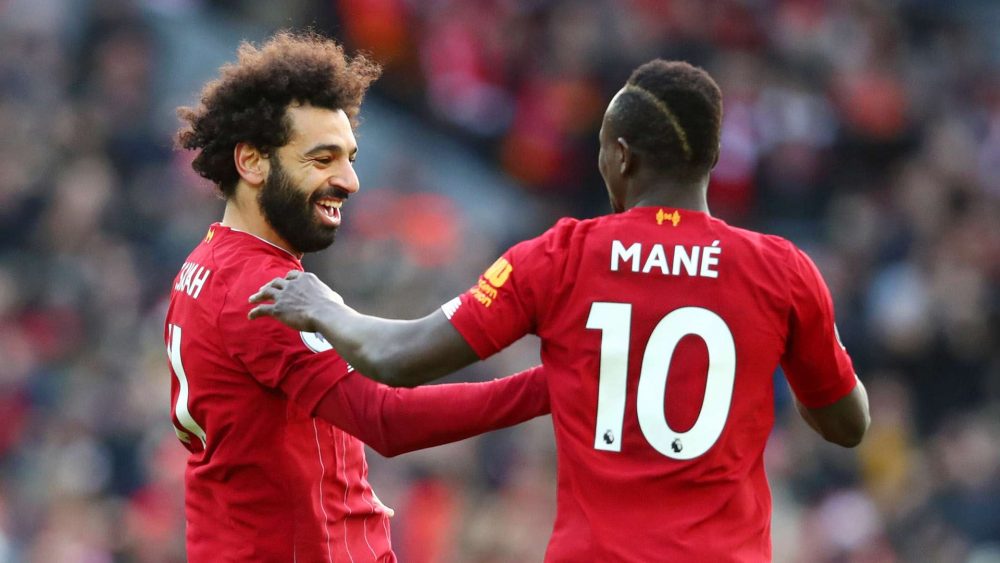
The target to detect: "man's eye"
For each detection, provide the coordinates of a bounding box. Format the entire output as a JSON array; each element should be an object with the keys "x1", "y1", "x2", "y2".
[{"x1": 315, "y1": 157, "x2": 332, "y2": 164}]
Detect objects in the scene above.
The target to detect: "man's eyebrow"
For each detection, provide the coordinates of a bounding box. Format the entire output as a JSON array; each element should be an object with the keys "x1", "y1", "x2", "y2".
[
  {"x1": 303, "y1": 143, "x2": 344, "y2": 156},
  {"x1": 303, "y1": 143, "x2": 359, "y2": 158}
]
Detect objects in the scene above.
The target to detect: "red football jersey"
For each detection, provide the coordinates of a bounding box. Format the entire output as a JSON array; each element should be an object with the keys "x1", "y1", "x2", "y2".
[
  {"x1": 165, "y1": 223, "x2": 552, "y2": 562},
  {"x1": 445, "y1": 208, "x2": 858, "y2": 562},
  {"x1": 165, "y1": 224, "x2": 393, "y2": 563}
]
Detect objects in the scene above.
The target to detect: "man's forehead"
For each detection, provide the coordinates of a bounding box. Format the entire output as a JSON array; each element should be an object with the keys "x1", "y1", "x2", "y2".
[{"x1": 286, "y1": 105, "x2": 356, "y2": 149}]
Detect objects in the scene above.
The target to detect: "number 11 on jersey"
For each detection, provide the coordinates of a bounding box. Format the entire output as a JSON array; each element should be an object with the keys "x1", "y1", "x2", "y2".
[
  {"x1": 167, "y1": 324, "x2": 208, "y2": 450},
  {"x1": 586, "y1": 303, "x2": 737, "y2": 460}
]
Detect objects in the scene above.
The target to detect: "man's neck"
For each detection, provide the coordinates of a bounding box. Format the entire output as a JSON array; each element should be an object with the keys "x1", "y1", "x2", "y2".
[
  {"x1": 625, "y1": 177, "x2": 711, "y2": 213},
  {"x1": 220, "y1": 192, "x2": 299, "y2": 256}
]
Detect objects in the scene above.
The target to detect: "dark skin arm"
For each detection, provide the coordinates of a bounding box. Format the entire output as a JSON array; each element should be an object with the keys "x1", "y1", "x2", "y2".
[
  {"x1": 794, "y1": 377, "x2": 870, "y2": 447},
  {"x1": 249, "y1": 270, "x2": 475, "y2": 387},
  {"x1": 251, "y1": 272, "x2": 871, "y2": 446}
]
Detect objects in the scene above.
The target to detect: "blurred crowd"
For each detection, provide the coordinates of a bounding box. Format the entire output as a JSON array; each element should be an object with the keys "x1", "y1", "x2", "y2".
[{"x1": 1, "y1": 0, "x2": 998, "y2": 561}]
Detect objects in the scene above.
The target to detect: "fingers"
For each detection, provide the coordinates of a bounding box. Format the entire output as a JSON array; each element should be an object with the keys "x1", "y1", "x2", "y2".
[
  {"x1": 247, "y1": 303, "x2": 275, "y2": 320},
  {"x1": 248, "y1": 286, "x2": 276, "y2": 304},
  {"x1": 286, "y1": 270, "x2": 302, "y2": 280},
  {"x1": 248, "y1": 277, "x2": 286, "y2": 304}
]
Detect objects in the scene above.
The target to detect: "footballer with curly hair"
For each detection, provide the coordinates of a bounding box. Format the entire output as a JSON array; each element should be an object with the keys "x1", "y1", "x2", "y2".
[{"x1": 166, "y1": 31, "x2": 551, "y2": 562}]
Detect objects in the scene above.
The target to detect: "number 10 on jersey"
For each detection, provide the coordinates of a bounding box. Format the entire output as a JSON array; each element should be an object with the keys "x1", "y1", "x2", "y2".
[{"x1": 586, "y1": 303, "x2": 736, "y2": 460}]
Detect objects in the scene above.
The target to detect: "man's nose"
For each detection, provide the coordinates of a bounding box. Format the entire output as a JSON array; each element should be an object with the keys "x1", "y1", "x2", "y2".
[{"x1": 332, "y1": 168, "x2": 360, "y2": 194}]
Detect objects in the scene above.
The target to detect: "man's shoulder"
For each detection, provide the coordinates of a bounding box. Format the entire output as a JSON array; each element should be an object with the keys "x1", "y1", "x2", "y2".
[
  {"x1": 715, "y1": 224, "x2": 821, "y2": 292},
  {"x1": 171, "y1": 226, "x2": 301, "y2": 313},
  {"x1": 504, "y1": 217, "x2": 582, "y2": 263},
  {"x1": 527, "y1": 215, "x2": 612, "y2": 253},
  {"x1": 178, "y1": 232, "x2": 322, "y2": 362},
  {"x1": 221, "y1": 251, "x2": 299, "y2": 291},
  {"x1": 723, "y1": 223, "x2": 798, "y2": 256},
  {"x1": 208, "y1": 230, "x2": 301, "y2": 290},
  {"x1": 535, "y1": 216, "x2": 585, "y2": 244}
]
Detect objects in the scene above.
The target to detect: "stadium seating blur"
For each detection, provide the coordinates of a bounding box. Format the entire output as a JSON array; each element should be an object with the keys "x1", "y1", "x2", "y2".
[{"x1": 0, "y1": 0, "x2": 997, "y2": 561}]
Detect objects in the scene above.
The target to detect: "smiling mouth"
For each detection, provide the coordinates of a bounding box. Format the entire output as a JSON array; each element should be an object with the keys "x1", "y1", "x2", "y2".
[{"x1": 315, "y1": 198, "x2": 343, "y2": 227}]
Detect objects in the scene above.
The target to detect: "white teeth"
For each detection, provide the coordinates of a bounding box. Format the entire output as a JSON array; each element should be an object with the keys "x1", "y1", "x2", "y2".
[{"x1": 317, "y1": 200, "x2": 343, "y2": 209}]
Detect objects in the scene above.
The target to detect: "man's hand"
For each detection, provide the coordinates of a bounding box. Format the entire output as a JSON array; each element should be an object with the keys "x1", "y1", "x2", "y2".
[{"x1": 248, "y1": 270, "x2": 345, "y2": 332}]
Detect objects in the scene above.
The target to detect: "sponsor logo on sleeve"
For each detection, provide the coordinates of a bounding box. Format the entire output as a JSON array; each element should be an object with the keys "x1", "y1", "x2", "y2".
[{"x1": 468, "y1": 257, "x2": 512, "y2": 308}]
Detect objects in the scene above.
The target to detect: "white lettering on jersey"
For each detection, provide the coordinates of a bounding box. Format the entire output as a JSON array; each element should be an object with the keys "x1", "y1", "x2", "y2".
[
  {"x1": 700, "y1": 241, "x2": 722, "y2": 279},
  {"x1": 173, "y1": 261, "x2": 212, "y2": 299},
  {"x1": 610, "y1": 240, "x2": 722, "y2": 278},
  {"x1": 642, "y1": 243, "x2": 669, "y2": 274},
  {"x1": 611, "y1": 240, "x2": 642, "y2": 272},
  {"x1": 673, "y1": 245, "x2": 699, "y2": 276}
]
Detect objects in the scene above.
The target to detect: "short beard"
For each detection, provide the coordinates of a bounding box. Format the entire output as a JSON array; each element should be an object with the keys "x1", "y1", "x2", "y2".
[{"x1": 257, "y1": 155, "x2": 340, "y2": 254}]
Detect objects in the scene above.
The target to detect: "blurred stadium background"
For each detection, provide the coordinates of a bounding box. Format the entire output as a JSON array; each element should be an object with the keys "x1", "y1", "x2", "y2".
[{"x1": 1, "y1": 0, "x2": 999, "y2": 561}]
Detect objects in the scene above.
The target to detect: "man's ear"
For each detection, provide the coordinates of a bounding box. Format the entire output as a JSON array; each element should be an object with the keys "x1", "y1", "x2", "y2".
[
  {"x1": 617, "y1": 137, "x2": 633, "y2": 176},
  {"x1": 234, "y1": 142, "x2": 269, "y2": 186}
]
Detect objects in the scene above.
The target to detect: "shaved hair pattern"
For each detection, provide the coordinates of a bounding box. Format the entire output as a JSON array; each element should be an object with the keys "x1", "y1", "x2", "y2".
[{"x1": 609, "y1": 60, "x2": 723, "y2": 180}]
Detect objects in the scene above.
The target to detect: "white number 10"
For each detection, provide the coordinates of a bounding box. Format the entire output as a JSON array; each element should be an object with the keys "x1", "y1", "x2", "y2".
[{"x1": 586, "y1": 303, "x2": 736, "y2": 460}]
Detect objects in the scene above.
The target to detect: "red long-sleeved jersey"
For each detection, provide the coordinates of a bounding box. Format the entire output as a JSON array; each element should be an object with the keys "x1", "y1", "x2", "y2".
[{"x1": 165, "y1": 223, "x2": 549, "y2": 562}]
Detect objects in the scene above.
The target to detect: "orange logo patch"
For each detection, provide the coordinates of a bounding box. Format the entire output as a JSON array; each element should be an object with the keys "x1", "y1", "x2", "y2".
[
  {"x1": 204, "y1": 228, "x2": 215, "y2": 243},
  {"x1": 470, "y1": 257, "x2": 513, "y2": 308},
  {"x1": 483, "y1": 257, "x2": 513, "y2": 287},
  {"x1": 656, "y1": 209, "x2": 680, "y2": 227}
]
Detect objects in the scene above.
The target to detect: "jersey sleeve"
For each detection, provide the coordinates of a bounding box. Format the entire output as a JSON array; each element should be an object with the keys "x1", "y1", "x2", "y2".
[
  {"x1": 780, "y1": 247, "x2": 858, "y2": 409},
  {"x1": 217, "y1": 259, "x2": 351, "y2": 414},
  {"x1": 444, "y1": 222, "x2": 568, "y2": 359},
  {"x1": 313, "y1": 365, "x2": 549, "y2": 457}
]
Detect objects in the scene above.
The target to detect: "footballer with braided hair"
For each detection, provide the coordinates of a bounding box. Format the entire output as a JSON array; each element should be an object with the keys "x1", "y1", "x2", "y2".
[
  {"x1": 166, "y1": 31, "x2": 554, "y2": 562},
  {"x1": 253, "y1": 59, "x2": 869, "y2": 561},
  {"x1": 603, "y1": 60, "x2": 723, "y2": 185}
]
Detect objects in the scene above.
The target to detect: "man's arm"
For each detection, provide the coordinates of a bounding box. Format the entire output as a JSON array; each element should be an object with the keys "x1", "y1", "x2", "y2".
[
  {"x1": 794, "y1": 376, "x2": 869, "y2": 447},
  {"x1": 782, "y1": 246, "x2": 870, "y2": 448},
  {"x1": 249, "y1": 271, "x2": 476, "y2": 386},
  {"x1": 237, "y1": 271, "x2": 549, "y2": 456},
  {"x1": 311, "y1": 365, "x2": 549, "y2": 457}
]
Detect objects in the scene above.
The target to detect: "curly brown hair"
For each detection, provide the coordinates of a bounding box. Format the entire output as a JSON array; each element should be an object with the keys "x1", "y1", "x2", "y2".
[{"x1": 176, "y1": 31, "x2": 381, "y2": 197}]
